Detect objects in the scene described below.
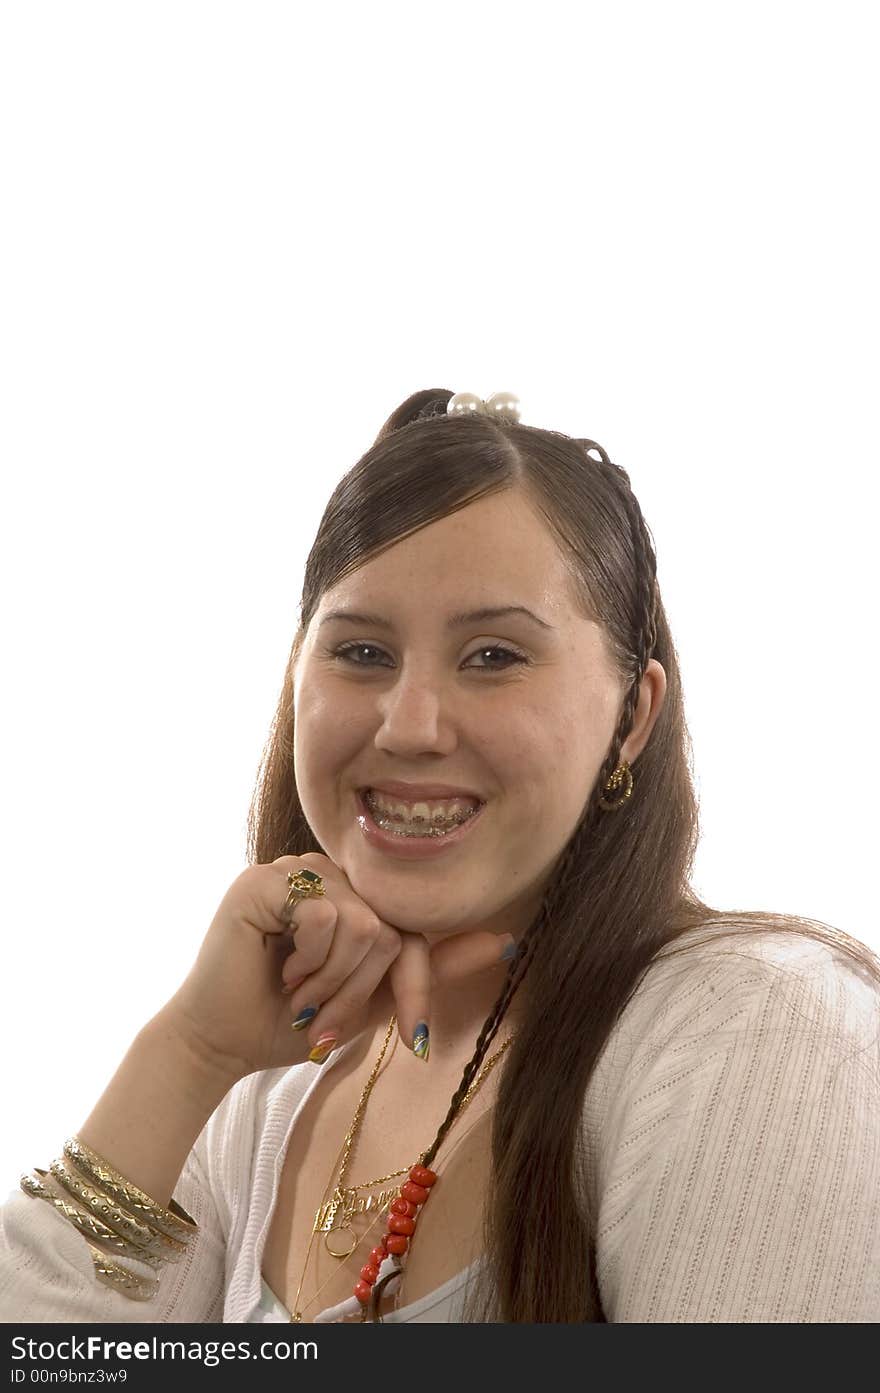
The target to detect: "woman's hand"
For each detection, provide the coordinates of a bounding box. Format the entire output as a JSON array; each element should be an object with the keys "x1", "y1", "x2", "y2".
[{"x1": 162, "y1": 852, "x2": 513, "y2": 1081}]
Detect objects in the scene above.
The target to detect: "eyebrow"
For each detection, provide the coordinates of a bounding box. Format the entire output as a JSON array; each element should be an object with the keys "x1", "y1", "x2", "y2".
[{"x1": 318, "y1": 604, "x2": 555, "y2": 632}]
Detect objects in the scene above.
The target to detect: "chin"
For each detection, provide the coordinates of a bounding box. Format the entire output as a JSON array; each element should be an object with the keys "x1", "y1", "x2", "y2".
[
  {"x1": 387, "y1": 914, "x2": 469, "y2": 939},
  {"x1": 342, "y1": 873, "x2": 468, "y2": 936},
  {"x1": 369, "y1": 899, "x2": 467, "y2": 937}
]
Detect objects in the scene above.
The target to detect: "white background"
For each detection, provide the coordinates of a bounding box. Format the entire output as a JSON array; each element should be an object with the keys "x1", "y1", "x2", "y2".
[{"x1": 1, "y1": 1, "x2": 877, "y2": 1192}]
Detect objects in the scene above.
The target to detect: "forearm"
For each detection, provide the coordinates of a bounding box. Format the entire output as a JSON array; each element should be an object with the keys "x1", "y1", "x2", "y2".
[{"x1": 75, "y1": 1009, "x2": 243, "y2": 1210}]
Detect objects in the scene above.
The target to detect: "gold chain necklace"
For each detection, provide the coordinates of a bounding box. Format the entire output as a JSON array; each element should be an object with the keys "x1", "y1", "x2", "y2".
[
  {"x1": 314, "y1": 1016, "x2": 406, "y2": 1258},
  {"x1": 289, "y1": 1015, "x2": 513, "y2": 1322}
]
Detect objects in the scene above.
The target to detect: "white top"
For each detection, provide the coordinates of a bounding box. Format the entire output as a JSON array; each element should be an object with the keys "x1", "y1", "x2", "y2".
[
  {"x1": 2, "y1": 924, "x2": 879, "y2": 1323},
  {"x1": 252, "y1": 1265, "x2": 480, "y2": 1323}
]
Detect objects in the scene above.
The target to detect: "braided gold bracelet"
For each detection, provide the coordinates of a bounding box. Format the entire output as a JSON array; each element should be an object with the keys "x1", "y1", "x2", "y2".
[
  {"x1": 62, "y1": 1137, "x2": 198, "y2": 1243},
  {"x1": 48, "y1": 1160, "x2": 187, "y2": 1263},
  {"x1": 19, "y1": 1170, "x2": 162, "y2": 1271}
]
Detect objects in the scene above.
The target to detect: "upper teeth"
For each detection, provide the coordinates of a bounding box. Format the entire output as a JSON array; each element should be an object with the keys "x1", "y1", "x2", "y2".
[{"x1": 365, "y1": 790, "x2": 481, "y2": 822}]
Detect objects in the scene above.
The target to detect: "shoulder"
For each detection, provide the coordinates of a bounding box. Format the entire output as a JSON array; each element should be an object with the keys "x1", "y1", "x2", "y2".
[
  {"x1": 582, "y1": 924, "x2": 880, "y2": 1320},
  {"x1": 605, "y1": 922, "x2": 876, "y2": 1077},
  {"x1": 583, "y1": 922, "x2": 880, "y2": 1178}
]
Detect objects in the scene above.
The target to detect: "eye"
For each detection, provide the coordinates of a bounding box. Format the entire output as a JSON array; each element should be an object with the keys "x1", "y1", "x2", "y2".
[
  {"x1": 463, "y1": 645, "x2": 529, "y2": 671},
  {"x1": 331, "y1": 642, "x2": 394, "y2": 668},
  {"x1": 329, "y1": 642, "x2": 528, "y2": 672}
]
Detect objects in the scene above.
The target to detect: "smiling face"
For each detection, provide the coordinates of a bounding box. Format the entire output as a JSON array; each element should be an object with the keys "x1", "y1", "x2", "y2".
[{"x1": 292, "y1": 487, "x2": 636, "y2": 941}]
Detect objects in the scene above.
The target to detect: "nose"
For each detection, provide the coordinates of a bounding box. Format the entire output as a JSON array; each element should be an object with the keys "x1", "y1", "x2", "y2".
[{"x1": 372, "y1": 668, "x2": 458, "y2": 757}]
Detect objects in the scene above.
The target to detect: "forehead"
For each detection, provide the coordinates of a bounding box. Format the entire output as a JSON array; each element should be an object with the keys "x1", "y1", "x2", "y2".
[{"x1": 319, "y1": 490, "x2": 581, "y2": 619}]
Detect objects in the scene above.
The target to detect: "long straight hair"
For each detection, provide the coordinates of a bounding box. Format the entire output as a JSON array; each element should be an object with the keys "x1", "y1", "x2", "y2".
[{"x1": 247, "y1": 388, "x2": 880, "y2": 1321}]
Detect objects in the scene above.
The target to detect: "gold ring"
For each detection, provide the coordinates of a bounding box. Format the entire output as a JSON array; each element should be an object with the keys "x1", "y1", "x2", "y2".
[{"x1": 282, "y1": 867, "x2": 326, "y2": 926}]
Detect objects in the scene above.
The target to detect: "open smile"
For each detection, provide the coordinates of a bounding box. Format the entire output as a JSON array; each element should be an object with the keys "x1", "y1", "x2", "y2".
[{"x1": 356, "y1": 789, "x2": 486, "y2": 860}]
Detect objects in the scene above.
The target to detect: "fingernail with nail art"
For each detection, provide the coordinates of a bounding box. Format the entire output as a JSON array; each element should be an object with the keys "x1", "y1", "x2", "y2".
[
  {"x1": 413, "y1": 1022, "x2": 430, "y2": 1061},
  {"x1": 308, "y1": 1034, "x2": 338, "y2": 1064},
  {"x1": 291, "y1": 1006, "x2": 317, "y2": 1031}
]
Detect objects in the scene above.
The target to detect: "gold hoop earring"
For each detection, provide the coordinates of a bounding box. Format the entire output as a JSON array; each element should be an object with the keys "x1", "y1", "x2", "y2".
[{"x1": 598, "y1": 761, "x2": 633, "y2": 812}]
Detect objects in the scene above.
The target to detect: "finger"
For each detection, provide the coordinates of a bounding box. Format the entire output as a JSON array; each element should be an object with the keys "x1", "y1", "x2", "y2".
[
  {"x1": 292, "y1": 934, "x2": 402, "y2": 1056},
  {"x1": 271, "y1": 852, "x2": 346, "y2": 902},
  {"x1": 387, "y1": 934, "x2": 433, "y2": 1060},
  {"x1": 280, "y1": 895, "x2": 339, "y2": 977},
  {"x1": 429, "y1": 930, "x2": 517, "y2": 987},
  {"x1": 230, "y1": 860, "x2": 336, "y2": 950},
  {"x1": 285, "y1": 909, "x2": 392, "y2": 1012},
  {"x1": 279, "y1": 949, "x2": 305, "y2": 995},
  {"x1": 268, "y1": 854, "x2": 346, "y2": 930}
]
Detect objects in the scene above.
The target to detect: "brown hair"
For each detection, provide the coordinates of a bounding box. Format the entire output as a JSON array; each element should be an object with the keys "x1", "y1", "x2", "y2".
[{"x1": 247, "y1": 387, "x2": 880, "y2": 1322}]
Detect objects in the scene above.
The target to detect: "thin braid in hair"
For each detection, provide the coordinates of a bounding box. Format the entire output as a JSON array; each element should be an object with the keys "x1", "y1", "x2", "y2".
[
  {"x1": 421, "y1": 879, "x2": 562, "y2": 1167},
  {"x1": 367, "y1": 841, "x2": 582, "y2": 1320},
  {"x1": 577, "y1": 437, "x2": 659, "y2": 663},
  {"x1": 368, "y1": 821, "x2": 599, "y2": 1319}
]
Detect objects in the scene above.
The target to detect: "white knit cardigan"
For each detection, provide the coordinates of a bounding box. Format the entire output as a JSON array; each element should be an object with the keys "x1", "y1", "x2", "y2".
[{"x1": 2, "y1": 926, "x2": 878, "y2": 1323}]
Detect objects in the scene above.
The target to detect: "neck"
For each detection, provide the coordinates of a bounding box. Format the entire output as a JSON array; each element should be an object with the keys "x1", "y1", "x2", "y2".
[
  {"x1": 373, "y1": 953, "x2": 525, "y2": 1069},
  {"x1": 434, "y1": 969, "x2": 522, "y2": 1054}
]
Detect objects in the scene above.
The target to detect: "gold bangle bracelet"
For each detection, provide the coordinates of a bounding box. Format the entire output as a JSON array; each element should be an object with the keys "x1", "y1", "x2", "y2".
[
  {"x1": 85, "y1": 1243, "x2": 159, "y2": 1302},
  {"x1": 49, "y1": 1160, "x2": 186, "y2": 1263},
  {"x1": 63, "y1": 1137, "x2": 198, "y2": 1243},
  {"x1": 19, "y1": 1170, "x2": 162, "y2": 1270}
]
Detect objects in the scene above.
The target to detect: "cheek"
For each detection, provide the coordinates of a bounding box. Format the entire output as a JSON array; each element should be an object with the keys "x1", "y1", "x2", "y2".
[
  {"x1": 504, "y1": 701, "x2": 609, "y2": 816},
  {"x1": 293, "y1": 693, "x2": 339, "y2": 794},
  {"x1": 295, "y1": 682, "x2": 357, "y2": 747},
  {"x1": 294, "y1": 687, "x2": 371, "y2": 806},
  {"x1": 479, "y1": 719, "x2": 566, "y2": 832}
]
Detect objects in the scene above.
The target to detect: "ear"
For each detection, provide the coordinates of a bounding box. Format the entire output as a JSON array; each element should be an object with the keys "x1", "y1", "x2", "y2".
[{"x1": 619, "y1": 660, "x2": 667, "y2": 765}]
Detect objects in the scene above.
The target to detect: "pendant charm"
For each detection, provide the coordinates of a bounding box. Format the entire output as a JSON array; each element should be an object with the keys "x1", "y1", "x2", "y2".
[
  {"x1": 324, "y1": 1224, "x2": 359, "y2": 1259},
  {"x1": 314, "y1": 1195, "x2": 341, "y2": 1232}
]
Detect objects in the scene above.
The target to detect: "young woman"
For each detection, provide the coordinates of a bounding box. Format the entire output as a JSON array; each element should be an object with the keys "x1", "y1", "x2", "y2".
[{"x1": 2, "y1": 388, "x2": 878, "y2": 1323}]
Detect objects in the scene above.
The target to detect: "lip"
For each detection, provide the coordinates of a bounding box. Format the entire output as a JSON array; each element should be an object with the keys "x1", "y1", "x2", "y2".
[
  {"x1": 359, "y1": 781, "x2": 485, "y2": 801},
  {"x1": 356, "y1": 789, "x2": 486, "y2": 860}
]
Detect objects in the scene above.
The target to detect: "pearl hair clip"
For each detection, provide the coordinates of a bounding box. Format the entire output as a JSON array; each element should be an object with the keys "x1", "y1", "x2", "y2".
[{"x1": 446, "y1": 391, "x2": 521, "y2": 424}]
